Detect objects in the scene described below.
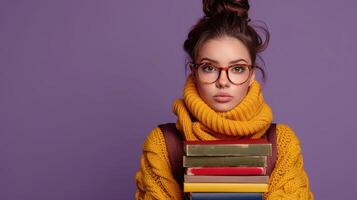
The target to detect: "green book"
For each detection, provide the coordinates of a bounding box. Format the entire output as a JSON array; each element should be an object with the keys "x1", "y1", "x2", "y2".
[
  {"x1": 183, "y1": 156, "x2": 267, "y2": 167},
  {"x1": 184, "y1": 139, "x2": 272, "y2": 156},
  {"x1": 185, "y1": 143, "x2": 272, "y2": 156}
]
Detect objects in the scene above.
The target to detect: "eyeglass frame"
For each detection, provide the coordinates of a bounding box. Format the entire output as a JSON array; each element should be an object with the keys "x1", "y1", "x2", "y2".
[{"x1": 188, "y1": 62, "x2": 255, "y2": 85}]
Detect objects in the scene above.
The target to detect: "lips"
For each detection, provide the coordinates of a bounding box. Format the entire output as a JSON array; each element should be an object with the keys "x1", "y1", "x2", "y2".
[{"x1": 213, "y1": 93, "x2": 233, "y2": 103}]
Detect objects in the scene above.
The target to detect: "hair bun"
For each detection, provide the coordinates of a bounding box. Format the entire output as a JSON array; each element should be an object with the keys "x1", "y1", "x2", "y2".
[{"x1": 203, "y1": 0, "x2": 250, "y2": 20}]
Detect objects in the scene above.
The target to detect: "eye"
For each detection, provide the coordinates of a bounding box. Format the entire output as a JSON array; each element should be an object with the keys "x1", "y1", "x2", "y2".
[
  {"x1": 231, "y1": 65, "x2": 247, "y2": 73},
  {"x1": 201, "y1": 64, "x2": 217, "y2": 73}
]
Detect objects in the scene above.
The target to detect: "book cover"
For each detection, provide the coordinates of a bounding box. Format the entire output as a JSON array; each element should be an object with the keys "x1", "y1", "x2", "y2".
[
  {"x1": 184, "y1": 139, "x2": 268, "y2": 145},
  {"x1": 184, "y1": 175, "x2": 269, "y2": 183},
  {"x1": 183, "y1": 156, "x2": 267, "y2": 167},
  {"x1": 190, "y1": 192, "x2": 263, "y2": 200},
  {"x1": 186, "y1": 166, "x2": 266, "y2": 175},
  {"x1": 184, "y1": 183, "x2": 269, "y2": 192},
  {"x1": 185, "y1": 143, "x2": 272, "y2": 156}
]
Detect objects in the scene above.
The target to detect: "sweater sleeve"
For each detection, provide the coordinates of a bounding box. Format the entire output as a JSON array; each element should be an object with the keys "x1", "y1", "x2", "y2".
[
  {"x1": 264, "y1": 124, "x2": 314, "y2": 200},
  {"x1": 135, "y1": 127, "x2": 183, "y2": 200}
]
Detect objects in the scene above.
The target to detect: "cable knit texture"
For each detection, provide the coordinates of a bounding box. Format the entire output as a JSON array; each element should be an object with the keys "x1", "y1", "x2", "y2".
[{"x1": 135, "y1": 75, "x2": 314, "y2": 200}]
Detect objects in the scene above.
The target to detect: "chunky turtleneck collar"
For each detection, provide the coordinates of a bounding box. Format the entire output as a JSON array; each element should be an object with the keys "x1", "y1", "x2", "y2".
[{"x1": 172, "y1": 75, "x2": 273, "y2": 140}]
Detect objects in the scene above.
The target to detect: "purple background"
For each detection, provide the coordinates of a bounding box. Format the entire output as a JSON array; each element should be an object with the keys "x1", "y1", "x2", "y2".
[{"x1": 1, "y1": 0, "x2": 356, "y2": 199}]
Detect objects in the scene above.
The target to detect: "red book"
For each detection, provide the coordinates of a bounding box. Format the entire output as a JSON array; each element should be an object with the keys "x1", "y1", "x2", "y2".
[
  {"x1": 186, "y1": 167, "x2": 266, "y2": 176},
  {"x1": 184, "y1": 139, "x2": 268, "y2": 145}
]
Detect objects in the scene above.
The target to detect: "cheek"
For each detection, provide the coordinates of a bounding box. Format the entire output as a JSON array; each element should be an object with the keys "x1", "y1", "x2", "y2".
[
  {"x1": 196, "y1": 82, "x2": 214, "y2": 99},
  {"x1": 232, "y1": 84, "x2": 250, "y2": 101}
]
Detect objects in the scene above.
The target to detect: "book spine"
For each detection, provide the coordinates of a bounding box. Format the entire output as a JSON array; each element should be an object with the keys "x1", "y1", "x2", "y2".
[
  {"x1": 186, "y1": 167, "x2": 266, "y2": 175},
  {"x1": 185, "y1": 144, "x2": 272, "y2": 156},
  {"x1": 184, "y1": 175, "x2": 269, "y2": 183},
  {"x1": 184, "y1": 183, "x2": 269, "y2": 192},
  {"x1": 183, "y1": 156, "x2": 267, "y2": 167},
  {"x1": 190, "y1": 192, "x2": 263, "y2": 200}
]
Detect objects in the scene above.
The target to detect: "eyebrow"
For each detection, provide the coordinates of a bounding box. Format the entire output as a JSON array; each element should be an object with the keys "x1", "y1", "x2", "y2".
[{"x1": 199, "y1": 57, "x2": 248, "y2": 64}]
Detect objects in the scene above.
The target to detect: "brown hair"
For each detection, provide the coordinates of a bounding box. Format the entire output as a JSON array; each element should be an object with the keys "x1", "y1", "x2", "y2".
[{"x1": 183, "y1": 0, "x2": 269, "y2": 82}]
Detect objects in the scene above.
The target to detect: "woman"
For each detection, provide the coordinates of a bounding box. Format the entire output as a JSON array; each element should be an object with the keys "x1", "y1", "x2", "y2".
[{"x1": 135, "y1": 0, "x2": 314, "y2": 199}]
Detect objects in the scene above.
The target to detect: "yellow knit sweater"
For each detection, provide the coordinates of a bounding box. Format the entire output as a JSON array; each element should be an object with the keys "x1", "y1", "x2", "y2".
[{"x1": 135, "y1": 75, "x2": 314, "y2": 200}]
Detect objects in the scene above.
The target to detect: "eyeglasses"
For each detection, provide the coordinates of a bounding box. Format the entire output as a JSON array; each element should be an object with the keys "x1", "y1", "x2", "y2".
[{"x1": 189, "y1": 62, "x2": 254, "y2": 85}]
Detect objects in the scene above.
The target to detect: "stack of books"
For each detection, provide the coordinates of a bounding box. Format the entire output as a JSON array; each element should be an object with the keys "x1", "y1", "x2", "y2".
[{"x1": 183, "y1": 139, "x2": 272, "y2": 200}]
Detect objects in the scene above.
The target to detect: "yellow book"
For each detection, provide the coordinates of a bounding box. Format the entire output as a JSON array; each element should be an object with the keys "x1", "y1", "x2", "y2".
[{"x1": 184, "y1": 183, "x2": 269, "y2": 192}]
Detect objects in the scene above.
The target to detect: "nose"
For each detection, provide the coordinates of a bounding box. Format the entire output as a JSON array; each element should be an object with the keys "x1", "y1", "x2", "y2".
[{"x1": 216, "y1": 70, "x2": 230, "y2": 88}]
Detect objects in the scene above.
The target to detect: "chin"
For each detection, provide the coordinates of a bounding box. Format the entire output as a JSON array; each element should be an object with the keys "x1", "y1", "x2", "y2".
[{"x1": 211, "y1": 103, "x2": 234, "y2": 112}]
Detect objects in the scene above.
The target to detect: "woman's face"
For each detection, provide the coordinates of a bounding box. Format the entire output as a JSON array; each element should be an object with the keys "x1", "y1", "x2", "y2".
[{"x1": 193, "y1": 36, "x2": 255, "y2": 112}]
